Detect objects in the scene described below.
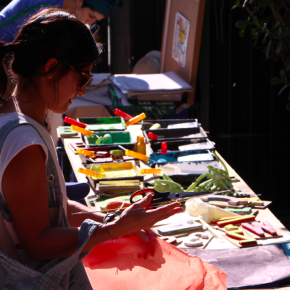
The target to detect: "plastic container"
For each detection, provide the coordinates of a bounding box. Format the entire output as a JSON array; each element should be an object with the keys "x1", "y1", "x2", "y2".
[
  {"x1": 136, "y1": 136, "x2": 146, "y2": 155},
  {"x1": 77, "y1": 117, "x2": 126, "y2": 131}
]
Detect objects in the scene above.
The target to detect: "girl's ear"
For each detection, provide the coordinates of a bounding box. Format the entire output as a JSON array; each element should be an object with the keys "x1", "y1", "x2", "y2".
[{"x1": 44, "y1": 58, "x2": 58, "y2": 74}]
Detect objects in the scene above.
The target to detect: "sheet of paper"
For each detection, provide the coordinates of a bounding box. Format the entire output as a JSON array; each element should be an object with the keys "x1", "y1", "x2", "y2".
[
  {"x1": 177, "y1": 152, "x2": 214, "y2": 162},
  {"x1": 87, "y1": 73, "x2": 111, "y2": 87},
  {"x1": 178, "y1": 140, "x2": 215, "y2": 151},
  {"x1": 110, "y1": 71, "x2": 192, "y2": 94},
  {"x1": 168, "y1": 122, "x2": 198, "y2": 129}
]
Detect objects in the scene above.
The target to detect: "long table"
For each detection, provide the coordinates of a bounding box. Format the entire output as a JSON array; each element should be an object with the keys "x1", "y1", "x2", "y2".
[{"x1": 61, "y1": 124, "x2": 290, "y2": 290}]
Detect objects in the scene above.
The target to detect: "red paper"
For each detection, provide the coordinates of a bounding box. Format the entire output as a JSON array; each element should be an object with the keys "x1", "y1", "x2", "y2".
[{"x1": 83, "y1": 235, "x2": 227, "y2": 290}]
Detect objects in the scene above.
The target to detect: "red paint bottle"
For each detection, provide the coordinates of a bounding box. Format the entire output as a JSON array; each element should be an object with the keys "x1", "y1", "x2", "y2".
[
  {"x1": 148, "y1": 132, "x2": 158, "y2": 141},
  {"x1": 161, "y1": 142, "x2": 167, "y2": 154}
]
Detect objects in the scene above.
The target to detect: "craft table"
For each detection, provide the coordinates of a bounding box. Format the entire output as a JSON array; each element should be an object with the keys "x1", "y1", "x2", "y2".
[{"x1": 60, "y1": 124, "x2": 290, "y2": 290}]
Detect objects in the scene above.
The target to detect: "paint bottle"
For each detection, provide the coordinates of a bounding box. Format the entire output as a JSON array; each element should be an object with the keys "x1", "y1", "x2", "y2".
[
  {"x1": 148, "y1": 132, "x2": 158, "y2": 140},
  {"x1": 161, "y1": 142, "x2": 167, "y2": 154},
  {"x1": 136, "y1": 136, "x2": 146, "y2": 155}
]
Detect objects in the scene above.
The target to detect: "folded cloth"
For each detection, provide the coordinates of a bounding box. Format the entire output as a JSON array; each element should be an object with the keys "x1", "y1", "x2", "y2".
[{"x1": 83, "y1": 235, "x2": 227, "y2": 290}]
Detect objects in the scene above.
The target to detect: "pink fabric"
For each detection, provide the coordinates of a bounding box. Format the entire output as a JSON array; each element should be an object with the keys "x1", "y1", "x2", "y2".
[{"x1": 83, "y1": 235, "x2": 227, "y2": 290}]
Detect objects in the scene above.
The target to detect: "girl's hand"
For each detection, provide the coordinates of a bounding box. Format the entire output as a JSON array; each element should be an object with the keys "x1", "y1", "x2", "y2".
[{"x1": 109, "y1": 193, "x2": 183, "y2": 239}]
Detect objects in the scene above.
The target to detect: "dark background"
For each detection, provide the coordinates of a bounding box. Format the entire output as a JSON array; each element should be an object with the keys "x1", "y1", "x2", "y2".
[{"x1": 1, "y1": 0, "x2": 290, "y2": 226}]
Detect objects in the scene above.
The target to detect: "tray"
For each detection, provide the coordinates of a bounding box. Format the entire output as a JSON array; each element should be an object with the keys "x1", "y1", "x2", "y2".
[
  {"x1": 141, "y1": 118, "x2": 198, "y2": 130},
  {"x1": 143, "y1": 126, "x2": 207, "y2": 143},
  {"x1": 77, "y1": 117, "x2": 126, "y2": 131},
  {"x1": 150, "y1": 139, "x2": 215, "y2": 153},
  {"x1": 149, "y1": 150, "x2": 214, "y2": 166},
  {"x1": 82, "y1": 162, "x2": 144, "y2": 192},
  {"x1": 147, "y1": 151, "x2": 222, "y2": 175},
  {"x1": 68, "y1": 142, "x2": 136, "y2": 163},
  {"x1": 82, "y1": 131, "x2": 135, "y2": 147}
]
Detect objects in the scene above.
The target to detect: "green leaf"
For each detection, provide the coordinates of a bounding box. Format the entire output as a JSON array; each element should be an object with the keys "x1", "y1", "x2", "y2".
[
  {"x1": 232, "y1": 5, "x2": 238, "y2": 9},
  {"x1": 276, "y1": 41, "x2": 283, "y2": 54},
  {"x1": 239, "y1": 27, "x2": 246, "y2": 37},
  {"x1": 266, "y1": 40, "x2": 272, "y2": 58},
  {"x1": 280, "y1": 69, "x2": 287, "y2": 83},
  {"x1": 270, "y1": 77, "x2": 284, "y2": 85},
  {"x1": 284, "y1": 56, "x2": 290, "y2": 70},
  {"x1": 235, "y1": 20, "x2": 252, "y2": 28},
  {"x1": 263, "y1": 33, "x2": 268, "y2": 43},
  {"x1": 286, "y1": 102, "x2": 290, "y2": 110},
  {"x1": 234, "y1": 0, "x2": 240, "y2": 4},
  {"x1": 257, "y1": 0, "x2": 271, "y2": 6},
  {"x1": 278, "y1": 84, "x2": 289, "y2": 95}
]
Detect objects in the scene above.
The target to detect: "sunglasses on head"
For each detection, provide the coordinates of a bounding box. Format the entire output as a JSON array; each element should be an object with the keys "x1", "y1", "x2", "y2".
[{"x1": 60, "y1": 61, "x2": 93, "y2": 88}]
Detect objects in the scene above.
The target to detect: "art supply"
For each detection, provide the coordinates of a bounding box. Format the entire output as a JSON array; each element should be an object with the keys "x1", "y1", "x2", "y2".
[
  {"x1": 261, "y1": 221, "x2": 277, "y2": 235},
  {"x1": 77, "y1": 117, "x2": 126, "y2": 131},
  {"x1": 76, "y1": 149, "x2": 95, "y2": 158},
  {"x1": 140, "y1": 168, "x2": 162, "y2": 174},
  {"x1": 158, "y1": 221, "x2": 203, "y2": 236},
  {"x1": 197, "y1": 216, "x2": 225, "y2": 241},
  {"x1": 64, "y1": 116, "x2": 87, "y2": 129},
  {"x1": 177, "y1": 152, "x2": 214, "y2": 162},
  {"x1": 70, "y1": 125, "x2": 99, "y2": 138},
  {"x1": 110, "y1": 150, "x2": 123, "y2": 160},
  {"x1": 125, "y1": 113, "x2": 146, "y2": 126},
  {"x1": 136, "y1": 136, "x2": 146, "y2": 155},
  {"x1": 168, "y1": 122, "x2": 198, "y2": 129},
  {"x1": 148, "y1": 132, "x2": 158, "y2": 140},
  {"x1": 125, "y1": 150, "x2": 149, "y2": 163},
  {"x1": 241, "y1": 223, "x2": 265, "y2": 237},
  {"x1": 225, "y1": 230, "x2": 258, "y2": 246},
  {"x1": 95, "y1": 136, "x2": 103, "y2": 145},
  {"x1": 162, "y1": 164, "x2": 181, "y2": 175},
  {"x1": 85, "y1": 131, "x2": 134, "y2": 146},
  {"x1": 215, "y1": 215, "x2": 256, "y2": 227},
  {"x1": 58, "y1": 126, "x2": 79, "y2": 137},
  {"x1": 102, "y1": 133, "x2": 112, "y2": 144},
  {"x1": 130, "y1": 188, "x2": 212, "y2": 205},
  {"x1": 114, "y1": 108, "x2": 133, "y2": 121},
  {"x1": 78, "y1": 167, "x2": 104, "y2": 178},
  {"x1": 161, "y1": 142, "x2": 167, "y2": 154},
  {"x1": 149, "y1": 123, "x2": 161, "y2": 130},
  {"x1": 225, "y1": 207, "x2": 252, "y2": 214},
  {"x1": 184, "y1": 239, "x2": 203, "y2": 247},
  {"x1": 178, "y1": 140, "x2": 215, "y2": 151}
]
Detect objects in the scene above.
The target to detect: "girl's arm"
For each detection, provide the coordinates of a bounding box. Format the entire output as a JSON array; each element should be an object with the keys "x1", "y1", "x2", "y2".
[
  {"x1": 2, "y1": 145, "x2": 183, "y2": 260},
  {"x1": 67, "y1": 199, "x2": 106, "y2": 227}
]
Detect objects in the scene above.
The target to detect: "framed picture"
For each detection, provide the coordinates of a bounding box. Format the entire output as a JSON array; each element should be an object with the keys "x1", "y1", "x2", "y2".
[{"x1": 160, "y1": 0, "x2": 206, "y2": 105}]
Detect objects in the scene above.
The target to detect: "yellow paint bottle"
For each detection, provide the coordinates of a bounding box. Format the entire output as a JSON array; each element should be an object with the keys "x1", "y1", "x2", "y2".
[{"x1": 136, "y1": 136, "x2": 146, "y2": 155}]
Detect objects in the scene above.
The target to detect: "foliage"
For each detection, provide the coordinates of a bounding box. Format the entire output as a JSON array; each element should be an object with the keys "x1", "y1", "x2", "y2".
[{"x1": 233, "y1": 0, "x2": 290, "y2": 109}]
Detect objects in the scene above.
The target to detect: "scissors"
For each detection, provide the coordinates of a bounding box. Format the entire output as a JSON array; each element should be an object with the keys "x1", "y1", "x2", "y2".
[{"x1": 130, "y1": 188, "x2": 212, "y2": 204}]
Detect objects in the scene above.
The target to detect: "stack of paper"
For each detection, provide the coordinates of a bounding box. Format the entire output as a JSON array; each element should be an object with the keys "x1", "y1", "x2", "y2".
[{"x1": 109, "y1": 71, "x2": 192, "y2": 101}]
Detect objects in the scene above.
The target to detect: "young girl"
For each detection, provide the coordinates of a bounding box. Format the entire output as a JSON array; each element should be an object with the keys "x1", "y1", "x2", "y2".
[{"x1": 0, "y1": 9, "x2": 183, "y2": 289}]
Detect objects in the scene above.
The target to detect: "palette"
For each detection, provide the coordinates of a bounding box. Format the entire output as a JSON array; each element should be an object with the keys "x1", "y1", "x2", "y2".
[
  {"x1": 150, "y1": 138, "x2": 215, "y2": 153},
  {"x1": 141, "y1": 118, "x2": 198, "y2": 130},
  {"x1": 82, "y1": 162, "x2": 144, "y2": 193},
  {"x1": 82, "y1": 131, "x2": 135, "y2": 147},
  {"x1": 143, "y1": 126, "x2": 207, "y2": 143},
  {"x1": 77, "y1": 117, "x2": 126, "y2": 131},
  {"x1": 68, "y1": 142, "x2": 136, "y2": 163},
  {"x1": 148, "y1": 150, "x2": 222, "y2": 174}
]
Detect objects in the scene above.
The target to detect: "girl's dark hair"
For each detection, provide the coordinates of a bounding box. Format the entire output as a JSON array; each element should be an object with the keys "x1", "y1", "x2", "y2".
[{"x1": 0, "y1": 8, "x2": 100, "y2": 106}]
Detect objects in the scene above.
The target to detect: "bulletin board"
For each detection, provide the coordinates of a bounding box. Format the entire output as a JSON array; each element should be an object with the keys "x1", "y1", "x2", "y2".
[{"x1": 160, "y1": 0, "x2": 206, "y2": 105}]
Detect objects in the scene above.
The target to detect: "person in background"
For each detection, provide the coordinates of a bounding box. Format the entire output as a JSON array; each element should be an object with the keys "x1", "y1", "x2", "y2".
[
  {"x1": 0, "y1": 0, "x2": 116, "y2": 43},
  {"x1": 0, "y1": 8, "x2": 183, "y2": 288}
]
